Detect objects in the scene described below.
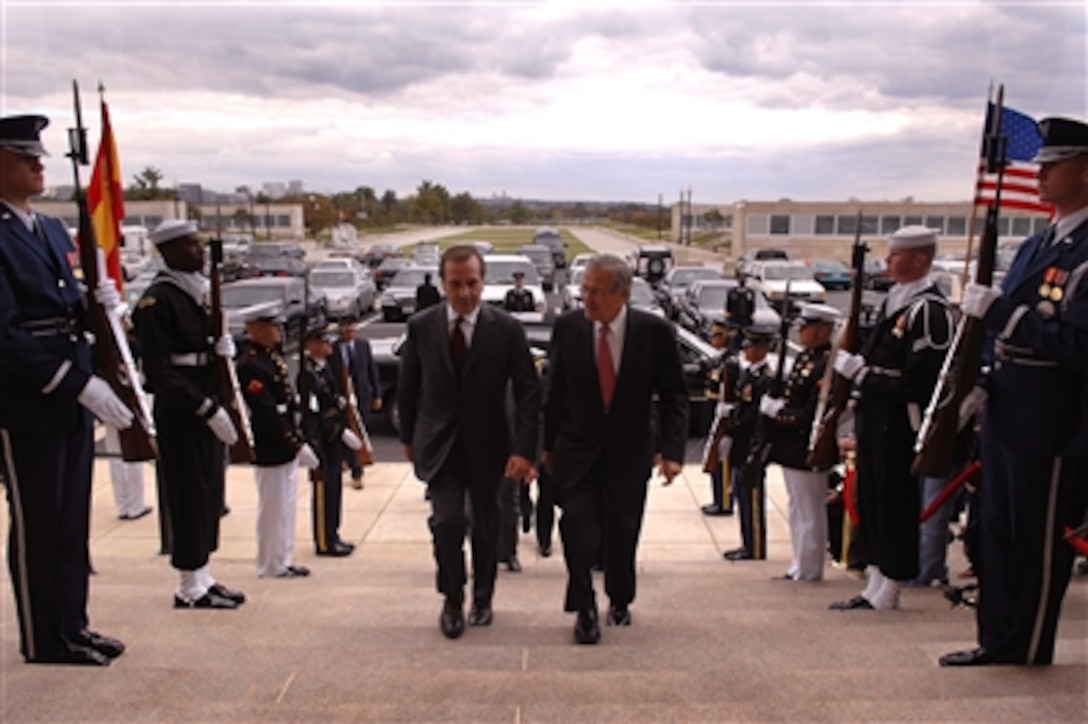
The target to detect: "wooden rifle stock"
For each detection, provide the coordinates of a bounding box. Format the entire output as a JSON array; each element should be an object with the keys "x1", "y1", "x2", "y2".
[
  {"x1": 807, "y1": 218, "x2": 867, "y2": 469},
  {"x1": 339, "y1": 360, "x2": 374, "y2": 467},
  {"x1": 739, "y1": 284, "x2": 792, "y2": 487},
  {"x1": 701, "y1": 353, "x2": 735, "y2": 474},
  {"x1": 912, "y1": 86, "x2": 1006, "y2": 477},
  {"x1": 208, "y1": 237, "x2": 255, "y2": 464},
  {"x1": 298, "y1": 278, "x2": 325, "y2": 483},
  {"x1": 67, "y1": 81, "x2": 157, "y2": 462}
]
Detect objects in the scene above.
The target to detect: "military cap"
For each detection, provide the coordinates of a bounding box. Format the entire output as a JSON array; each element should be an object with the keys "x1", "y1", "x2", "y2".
[
  {"x1": 742, "y1": 321, "x2": 777, "y2": 345},
  {"x1": 0, "y1": 114, "x2": 49, "y2": 157},
  {"x1": 796, "y1": 302, "x2": 841, "y2": 325},
  {"x1": 337, "y1": 314, "x2": 361, "y2": 325},
  {"x1": 150, "y1": 219, "x2": 199, "y2": 247},
  {"x1": 304, "y1": 322, "x2": 338, "y2": 344},
  {"x1": 242, "y1": 301, "x2": 285, "y2": 325},
  {"x1": 888, "y1": 225, "x2": 938, "y2": 250},
  {"x1": 512, "y1": 270, "x2": 525, "y2": 278},
  {"x1": 1032, "y1": 117, "x2": 1088, "y2": 163}
]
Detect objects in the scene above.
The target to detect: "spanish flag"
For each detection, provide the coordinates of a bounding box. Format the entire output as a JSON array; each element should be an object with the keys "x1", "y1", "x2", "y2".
[{"x1": 87, "y1": 95, "x2": 125, "y2": 291}]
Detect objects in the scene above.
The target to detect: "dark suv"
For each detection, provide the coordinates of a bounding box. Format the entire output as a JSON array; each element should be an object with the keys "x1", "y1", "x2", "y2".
[{"x1": 632, "y1": 244, "x2": 674, "y2": 287}]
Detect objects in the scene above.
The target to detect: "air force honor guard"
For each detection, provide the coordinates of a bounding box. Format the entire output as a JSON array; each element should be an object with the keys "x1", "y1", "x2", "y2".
[
  {"x1": 941, "y1": 117, "x2": 1088, "y2": 666},
  {"x1": 0, "y1": 115, "x2": 130, "y2": 665}
]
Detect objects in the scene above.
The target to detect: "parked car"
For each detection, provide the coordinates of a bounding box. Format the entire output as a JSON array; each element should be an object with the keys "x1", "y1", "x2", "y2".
[
  {"x1": 373, "y1": 257, "x2": 414, "y2": 290},
  {"x1": 362, "y1": 242, "x2": 398, "y2": 268},
  {"x1": 465, "y1": 240, "x2": 494, "y2": 255},
  {"x1": 481, "y1": 254, "x2": 547, "y2": 323},
  {"x1": 380, "y1": 265, "x2": 440, "y2": 322},
  {"x1": 247, "y1": 240, "x2": 305, "y2": 259},
  {"x1": 308, "y1": 264, "x2": 377, "y2": 320},
  {"x1": 244, "y1": 240, "x2": 308, "y2": 278},
  {"x1": 630, "y1": 244, "x2": 674, "y2": 287},
  {"x1": 629, "y1": 277, "x2": 665, "y2": 317},
  {"x1": 413, "y1": 241, "x2": 441, "y2": 266},
  {"x1": 568, "y1": 252, "x2": 597, "y2": 274},
  {"x1": 518, "y1": 243, "x2": 556, "y2": 291},
  {"x1": 656, "y1": 265, "x2": 724, "y2": 319},
  {"x1": 736, "y1": 248, "x2": 789, "y2": 278},
  {"x1": 562, "y1": 267, "x2": 587, "y2": 311},
  {"x1": 675, "y1": 279, "x2": 781, "y2": 339},
  {"x1": 220, "y1": 277, "x2": 326, "y2": 343},
  {"x1": 808, "y1": 258, "x2": 853, "y2": 291},
  {"x1": 746, "y1": 261, "x2": 827, "y2": 308},
  {"x1": 532, "y1": 226, "x2": 567, "y2": 269},
  {"x1": 863, "y1": 258, "x2": 894, "y2": 291}
]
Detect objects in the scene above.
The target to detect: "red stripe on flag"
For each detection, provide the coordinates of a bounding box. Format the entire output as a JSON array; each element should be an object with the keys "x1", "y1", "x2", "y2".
[{"x1": 86, "y1": 100, "x2": 126, "y2": 291}]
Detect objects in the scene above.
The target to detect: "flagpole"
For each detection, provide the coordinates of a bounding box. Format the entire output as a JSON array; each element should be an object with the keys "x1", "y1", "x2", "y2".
[{"x1": 961, "y1": 84, "x2": 993, "y2": 290}]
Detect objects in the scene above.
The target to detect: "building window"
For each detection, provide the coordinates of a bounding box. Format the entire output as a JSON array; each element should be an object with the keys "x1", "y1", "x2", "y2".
[
  {"x1": 145, "y1": 215, "x2": 163, "y2": 228},
  {"x1": 946, "y1": 216, "x2": 967, "y2": 236},
  {"x1": 1011, "y1": 217, "x2": 1032, "y2": 237},
  {"x1": 997, "y1": 217, "x2": 1011, "y2": 237},
  {"x1": 861, "y1": 216, "x2": 879, "y2": 235},
  {"x1": 837, "y1": 215, "x2": 858, "y2": 235},
  {"x1": 276, "y1": 215, "x2": 291, "y2": 228},
  {"x1": 815, "y1": 215, "x2": 835, "y2": 234},
  {"x1": 880, "y1": 216, "x2": 901, "y2": 234},
  {"x1": 746, "y1": 214, "x2": 769, "y2": 235},
  {"x1": 770, "y1": 215, "x2": 791, "y2": 235},
  {"x1": 904, "y1": 215, "x2": 923, "y2": 226},
  {"x1": 1034, "y1": 217, "x2": 1050, "y2": 234},
  {"x1": 925, "y1": 216, "x2": 945, "y2": 233}
]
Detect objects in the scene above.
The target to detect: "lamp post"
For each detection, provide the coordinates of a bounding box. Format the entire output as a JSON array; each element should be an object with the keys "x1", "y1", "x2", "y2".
[{"x1": 657, "y1": 193, "x2": 663, "y2": 240}]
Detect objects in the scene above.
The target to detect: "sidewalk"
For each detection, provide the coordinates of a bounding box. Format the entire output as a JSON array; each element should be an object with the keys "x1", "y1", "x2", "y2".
[{"x1": 1, "y1": 456, "x2": 1085, "y2": 721}]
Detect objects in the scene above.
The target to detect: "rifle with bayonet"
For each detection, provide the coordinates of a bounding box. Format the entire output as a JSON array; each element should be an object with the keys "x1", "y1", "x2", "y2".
[
  {"x1": 67, "y1": 80, "x2": 157, "y2": 462},
  {"x1": 738, "y1": 283, "x2": 792, "y2": 488},
  {"x1": 807, "y1": 214, "x2": 867, "y2": 469},
  {"x1": 912, "y1": 86, "x2": 1006, "y2": 478},
  {"x1": 208, "y1": 233, "x2": 254, "y2": 464}
]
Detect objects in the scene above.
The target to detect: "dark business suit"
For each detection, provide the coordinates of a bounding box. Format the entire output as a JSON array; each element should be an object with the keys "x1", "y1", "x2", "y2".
[
  {"x1": 544, "y1": 307, "x2": 688, "y2": 613},
  {"x1": 398, "y1": 303, "x2": 539, "y2": 608}
]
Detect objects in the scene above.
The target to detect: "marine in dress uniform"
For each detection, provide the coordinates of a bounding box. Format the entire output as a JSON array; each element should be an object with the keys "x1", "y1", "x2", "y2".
[
  {"x1": 236, "y1": 304, "x2": 317, "y2": 578},
  {"x1": 761, "y1": 304, "x2": 839, "y2": 581},
  {"x1": 941, "y1": 118, "x2": 1088, "y2": 666},
  {"x1": 503, "y1": 271, "x2": 536, "y2": 312},
  {"x1": 132, "y1": 220, "x2": 246, "y2": 609},
  {"x1": 0, "y1": 114, "x2": 129, "y2": 665},
  {"x1": 298, "y1": 325, "x2": 361, "y2": 557},
  {"x1": 830, "y1": 226, "x2": 952, "y2": 610}
]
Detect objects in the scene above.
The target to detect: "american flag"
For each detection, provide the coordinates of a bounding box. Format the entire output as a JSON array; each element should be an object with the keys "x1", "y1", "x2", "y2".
[{"x1": 974, "y1": 102, "x2": 1052, "y2": 215}]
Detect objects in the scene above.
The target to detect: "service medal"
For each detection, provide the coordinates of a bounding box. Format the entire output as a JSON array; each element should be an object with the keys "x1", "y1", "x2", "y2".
[
  {"x1": 1036, "y1": 300, "x2": 1056, "y2": 318},
  {"x1": 1051, "y1": 287, "x2": 1064, "y2": 302},
  {"x1": 1039, "y1": 283, "x2": 1052, "y2": 298}
]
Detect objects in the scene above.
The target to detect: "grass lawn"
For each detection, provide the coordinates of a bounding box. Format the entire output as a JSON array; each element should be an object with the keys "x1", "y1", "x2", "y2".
[{"x1": 426, "y1": 226, "x2": 594, "y2": 260}]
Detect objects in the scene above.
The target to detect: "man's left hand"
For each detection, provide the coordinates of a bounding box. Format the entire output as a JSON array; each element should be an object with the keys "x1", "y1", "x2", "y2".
[
  {"x1": 657, "y1": 459, "x2": 682, "y2": 485},
  {"x1": 505, "y1": 454, "x2": 534, "y2": 481},
  {"x1": 214, "y1": 334, "x2": 236, "y2": 359},
  {"x1": 962, "y1": 282, "x2": 1001, "y2": 319}
]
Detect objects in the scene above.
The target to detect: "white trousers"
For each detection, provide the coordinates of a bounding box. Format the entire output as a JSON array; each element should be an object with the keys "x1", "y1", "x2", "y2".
[
  {"x1": 782, "y1": 467, "x2": 828, "y2": 581},
  {"x1": 104, "y1": 425, "x2": 147, "y2": 517},
  {"x1": 255, "y1": 460, "x2": 300, "y2": 577}
]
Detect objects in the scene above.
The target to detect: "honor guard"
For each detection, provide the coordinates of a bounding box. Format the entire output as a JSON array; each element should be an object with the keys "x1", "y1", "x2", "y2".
[
  {"x1": 503, "y1": 271, "x2": 536, "y2": 312},
  {"x1": 831, "y1": 226, "x2": 952, "y2": 610},
  {"x1": 299, "y1": 324, "x2": 362, "y2": 557},
  {"x1": 942, "y1": 117, "x2": 1088, "y2": 666},
  {"x1": 0, "y1": 114, "x2": 129, "y2": 665},
  {"x1": 132, "y1": 219, "x2": 246, "y2": 609},
  {"x1": 761, "y1": 303, "x2": 839, "y2": 581},
  {"x1": 236, "y1": 304, "x2": 317, "y2": 578},
  {"x1": 701, "y1": 320, "x2": 738, "y2": 516},
  {"x1": 721, "y1": 323, "x2": 778, "y2": 561}
]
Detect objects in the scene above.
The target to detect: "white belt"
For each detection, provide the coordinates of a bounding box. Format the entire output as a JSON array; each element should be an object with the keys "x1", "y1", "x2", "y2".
[
  {"x1": 275, "y1": 404, "x2": 288, "y2": 414},
  {"x1": 868, "y1": 365, "x2": 902, "y2": 378},
  {"x1": 170, "y1": 352, "x2": 209, "y2": 366}
]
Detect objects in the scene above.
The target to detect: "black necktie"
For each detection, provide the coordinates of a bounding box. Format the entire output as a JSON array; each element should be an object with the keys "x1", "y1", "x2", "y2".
[
  {"x1": 1041, "y1": 225, "x2": 1057, "y2": 251},
  {"x1": 32, "y1": 217, "x2": 47, "y2": 244},
  {"x1": 450, "y1": 317, "x2": 466, "y2": 375}
]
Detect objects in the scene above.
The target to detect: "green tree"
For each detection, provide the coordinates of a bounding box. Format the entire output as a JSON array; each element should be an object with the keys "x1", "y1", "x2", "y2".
[
  {"x1": 127, "y1": 165, "x2": 174, "y2": 200},
  {"x1": 450, "y1": 192, "x2": 484, "y2": 225},
  {"x1": 509, "y1": 200, "x2": 530, "y2": 225}
]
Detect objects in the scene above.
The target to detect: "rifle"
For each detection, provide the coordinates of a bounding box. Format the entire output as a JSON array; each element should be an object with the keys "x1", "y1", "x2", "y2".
[
  {"x1": 912, "y1": 86, "x2": 1006, "y2": 477},
  {"x1": 298, "y1": 276, "x2": 325, "y2": 483},
  {"x1": 339, "y1": 352, "x2": 374, "y2": 467},
  {"x1": 806, "y1": 214, "x2": 867, "y2": 469},
  {"x1": 67, "y1": 80, "x2": 157, "y2": 462},
  {"x1": 208, "y1": 234, "x2": 254, "y2": 464},
  {"x1": 701, "y1": 352, "x2": 736, "y2": 474},
  {"x1": 738, "y1": 283, "x2": 791, "y2": 488}
]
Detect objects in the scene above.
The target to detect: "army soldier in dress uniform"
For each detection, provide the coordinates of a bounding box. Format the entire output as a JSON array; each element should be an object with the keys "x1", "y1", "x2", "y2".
[
  {"x1": 701, "y1": 321, "x2": 737, "y2": 516},
  {"x1": 299, "y1": 324, "x2": 363, "y2": 557},
  {"x1": 721, "y1": 323, "x2": 778, "y2": 561},
  {"x1": 236, "y1": 304, "x2": 319, "y2": 578},
  {"x1": 760, "y1": 304, "x2": 839, "y2": 581},
  {"x1": 133, "y1": 220, "x2": 246, "y2": 609},
  {"x1": 830, "y1": 226, "x2": 952, "y2": 610},
  {"x1": 0, "y1": 114, "x2": 129, "y2": 665},
  {"x1": 941, "y1": 118, "x2": 1088, "y2": 666},
  {"x1": 503, "y1": 271, "x2": 535, "y2": 312}
]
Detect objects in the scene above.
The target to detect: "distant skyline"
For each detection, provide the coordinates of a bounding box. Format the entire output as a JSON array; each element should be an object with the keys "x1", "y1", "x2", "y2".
[{"x1": 3, "y1": 1, "x2": 1085, "y2": 204}]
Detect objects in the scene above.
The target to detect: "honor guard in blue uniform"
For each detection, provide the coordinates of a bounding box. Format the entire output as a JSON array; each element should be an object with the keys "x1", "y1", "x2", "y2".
[
  {"x1": 132, "y1": 220, "x2": 246, "y2": 609},
  {"x1": 761, "y1": 303, "x2": 839, "y2": 581},
  {"x1": 236, "y1": 304, "x2": 317, "y2": 578},
  {"x1": 299, "y1": 324, "x2": 361, "y2": 557},
  {"x1": 831, "y1": 227, "x2": 953, "y2": 610},
  {"x1": 941, "y1": 118, "x2": 1088, "y2": 666},
  {"x1": 0, "y1": 115, "x2": 131, "y2": 665}
]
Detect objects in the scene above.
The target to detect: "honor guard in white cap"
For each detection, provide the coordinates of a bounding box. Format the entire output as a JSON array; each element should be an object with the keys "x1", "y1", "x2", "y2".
[
  {"x1": 830, "y1": 224, "x2": 953, "y2": 611},
  {"x1": 132, "y1": 219, "x2": 246, "y2": 609},
  {"x1": 0, "y1": 113, "x2": 129, "y2": 665},
  {"x1": 941, "y1": 116, "x2": 1088, "y2": 667}
]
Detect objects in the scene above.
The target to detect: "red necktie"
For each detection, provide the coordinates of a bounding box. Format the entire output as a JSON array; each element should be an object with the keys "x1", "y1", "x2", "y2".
[
  {"x1": 450, "y1": 317, "x2": 467, "y2": 375},
  {"x1": 597, "y1": 323, "x2": 615, "y2": 412}
]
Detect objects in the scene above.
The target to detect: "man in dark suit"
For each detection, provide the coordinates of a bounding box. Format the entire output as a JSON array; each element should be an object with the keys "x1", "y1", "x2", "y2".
[
  {"x1": 415, "y1": 271, "x2": 441, "y2": 311},
  {"x1": 330, "y1": 315, "x2": 381, "y2": 489},
  {"x1": 0, "y1": 114, "x2": 130, "y2": 665},
  {"x1": 398, "y1": 244, "x2": 539, "y2": 639},
  {"x1": 543, "y1": 254, "x2": 688, "y2": 645}
]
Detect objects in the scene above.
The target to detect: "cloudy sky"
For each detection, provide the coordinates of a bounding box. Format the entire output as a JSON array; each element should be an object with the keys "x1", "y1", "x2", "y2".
[{"x1": 2, "y1": 1, "x2": 1085, "y2": 204}]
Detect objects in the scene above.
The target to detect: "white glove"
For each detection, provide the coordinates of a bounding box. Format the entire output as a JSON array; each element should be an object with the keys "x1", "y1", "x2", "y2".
[
  {"x1": 78, "y1": 376, "x2": 134, "y2": 429},
  {"x1": 296, "y1": 443, "x2": 320, "y2": 470},
  {"x1": 962, "y1": 282, "x2": 1001, "y2": 319},
  {"x1": 715, "y1": 402, "x2": 735, "y2": 418},
  {"x1": 958, "y1": 387, "x2": 988, "y2": 431},
  {"x1": 341, "y1": 429, "x2": 363, "y2": 451},
  {"x1": 759, "y1": 395, "x2": 785, "y2": 419},
  {"x1": 214, "y1": 334, "x2": 236, "y2": 359},
  {"x1": 206, "y1": 407, "x2": 239, "y2": 445},
  {"x1": 93, "y1": 281, "x2": 122, "y2": 313},
  {"x1": 833, "y1": 350, "x2": 867, "y2": 380},
  {"x1": 717, "y1": 435, "x2": 733, "y2": 460}
]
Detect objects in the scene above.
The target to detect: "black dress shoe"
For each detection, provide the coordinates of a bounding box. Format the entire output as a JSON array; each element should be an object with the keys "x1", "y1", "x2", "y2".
[
  {"x1": 829, "y1": 595, "x2": 874, "y2": 610},
  {"x1": 701, "y1": 504, "x2": 725, "y2": 516},
  {"x1": 208, "y1": 582, "x2": 246, "y2": 604},
  {"x1": 29, "y1": 643, "x2": 110, "y2": 666},
  {"x1": 468, "y1": 604, "x2": 493, "y2": 626},
  {"x1": 119, "y1": 506, "x2": 153, "y2": 521},
  {"x1": 505, "y1": 555, "x2": 522, "y2": 572},
  {"x1": 606, "y1": 605, "x2": 631, "y2": 627},
  {"x1": 440, "y1": 600, "x2": 465, "y2": 639},
  {"x1": 939, "y1": 647, "x2": 999, "y2": 667},
  {"x1": 723, "y1": 548, "x2": 752, "y2": 561},
  {"x1": 539, "y1": 543, "x2": 552, "y2": 558},
  {"x1": 317, "y1": 542, "x2": 354, "y2": 557},
  {"x1": 70, "y1": 629, "x2": 125, "y2": 659},
  {"x1": 174, "y1": 591, "x2": 238, "y2": 609},
  {"x1": 574, "y1": 606, "x2": 600, "y2": 644},
  {"x1": 277, "y1": 565, "x2": 310, "y2": 578},
  {"x1": 771, "y1": 573, "x2": 795, "y2": 581}
]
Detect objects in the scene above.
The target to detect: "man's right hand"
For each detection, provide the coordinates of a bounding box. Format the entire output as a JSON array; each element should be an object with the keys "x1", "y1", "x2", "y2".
[
  {"x1": 296, "y1": 443, "x2": 320, "y2": 470},
  {"x1": 402, "y1": 444, "x2": 413, "y2": 462},
  {"x1": 206, "y1": 408, "x2": 239, "y2": 445},
  {"x1": 78, "y1": 376, "x2": 134, "y2": 429}
]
